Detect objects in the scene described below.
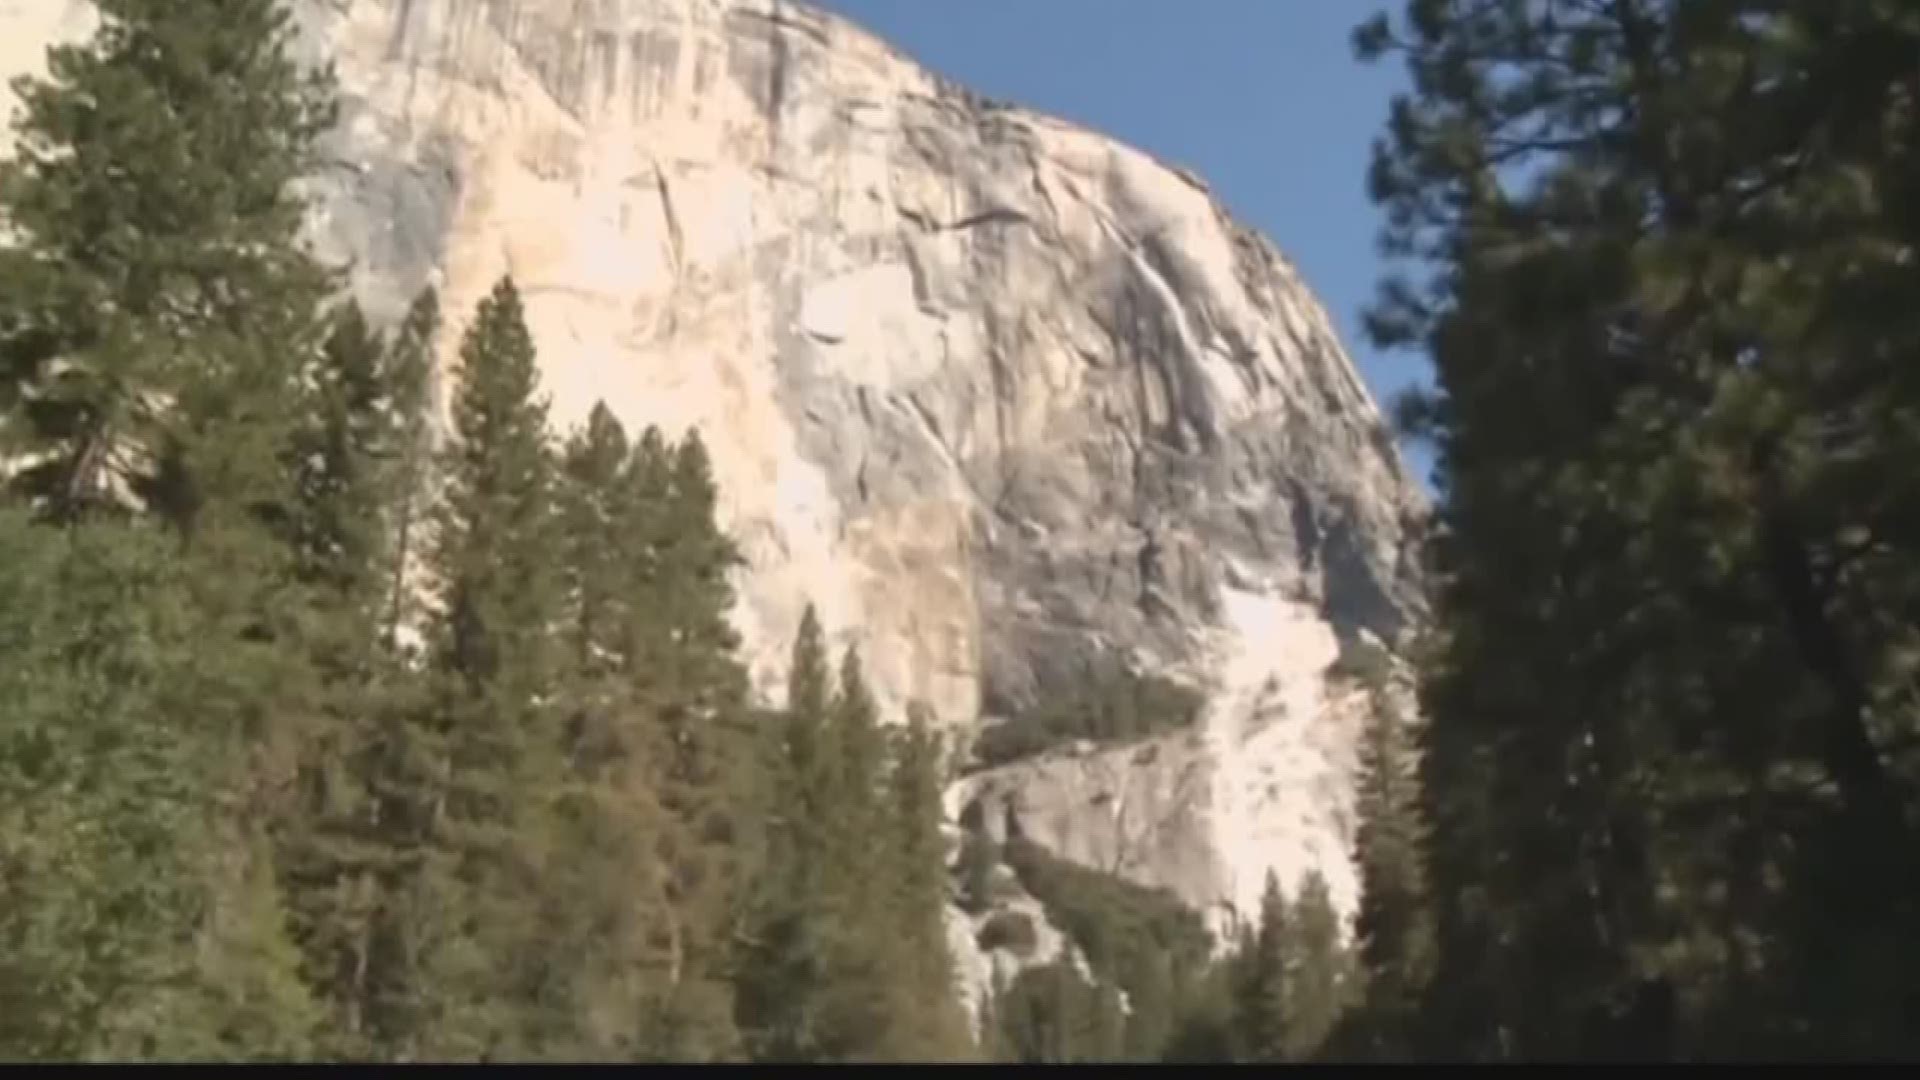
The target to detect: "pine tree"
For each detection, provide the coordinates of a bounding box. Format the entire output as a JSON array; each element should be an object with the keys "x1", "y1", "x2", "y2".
[
  {"x1": 322, "y1": 292, "x2": 445, "y2": 1059},
  {"x1": 880, "y1": 702, "x2": 976, "y2": 1059},
  {"x1": 1347, "y1": 681, "x2": 1432, "y2": 1059},
  {"x1": 0, "y1": 0, "x2": 346, "y2": 1057},
  {"x1": 6, "y1": 0, "x2": 337, "y2": 815},
  {"x1": 1232, "y1": 872, "x2": 1290, "y2": 1062},
  {"x1": 736, "y1": 608, "x2": 978, "y2": 1061},
  {"x1": 830, "y1": 646, "x2": 885, "y2": 878},
  {"x1": 273, "y1": 297, "x2": 443, "y2": 1057},
  {"x1": 781, "y1": 604, "x2": 835, "y2": 824},
  {"x1": 0, "y1": 510, "x2": 227, "y2": 1058},
  {"x1": 993, "y1": 959, "x2": 1126, "y2": 1063},
  {"x1": 1282, "y1": 870, "x2": 1349, "y2": 1060},
  {"x1": 957, "y1": 829, "x2": 999, "y2": 915},
  {"x1": 409, "y1": 275, "x2": 564, "y2": 1059},
  {"x1": 429, "y1": 276, "x2": 557, "y2": 708},
  {"x1": 1090, "y1": 977, "x2": 1128, "y2": 1061},
  {"x1": 537, "y1": 401, "x2": 679, "y2": 1057},
  {"x1": 978, "y1": 974, "x2": 1012, "y2": 1062},
  {"x1": 1120, "y1": 948, "x2": 1171, "y2": 1059},
  {"x1": 738, "y1": 603, "x2": 837, "y2": 1060},
  {"x1": 0, "y1": 0, "x2": 336, "y2": 522},
  {"x1": 374, "y1": 289, "x2": 440, "y2": 653},
  {"x1": 555, "y1": 405, "x2": 639, "y2": 752},
  {"x1": 812, "y1": 648, "x2": 891, "y2": 1057},
  {"x1": 632, "y1": 425, "x2": 755, "y2": 1062},
  {"x1": 286, "y1": 304, "x2": 391, "y2": 596},
  {"x1": 1356, "y1": 0, "x2": 1920, "y2": 1058},
  {"x1": 1160, "y1": 961, "x2": 1237, "y2": 1063}
]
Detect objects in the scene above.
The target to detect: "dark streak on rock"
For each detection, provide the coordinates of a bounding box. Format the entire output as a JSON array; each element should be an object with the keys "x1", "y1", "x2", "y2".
[
  {"x1": 946, "y1": 207, "x2": 1030, "y2": 232},
  {"x1": 653, "y1": 164, "x2": 683, "y2": 274},
  {"x1": 767, "y1": 1, "x2": 789, "y2": 128}
]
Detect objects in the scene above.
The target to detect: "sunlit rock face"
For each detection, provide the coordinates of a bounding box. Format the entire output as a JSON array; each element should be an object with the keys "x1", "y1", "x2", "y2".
[{"x1": 0, "y1": 0, "x2": 1428, "y2": 1010}]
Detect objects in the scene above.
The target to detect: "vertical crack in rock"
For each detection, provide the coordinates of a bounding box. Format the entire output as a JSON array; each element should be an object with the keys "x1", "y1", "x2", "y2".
[
  {"x1": 652, "y1": 162, "x2": 684, "y2": 276},
  {"x1": 387, "y1": 0, "x2": 417, "y2": 60},
  {"x1": 768, "y1": 7, "x2": 788, "y2": 128}
]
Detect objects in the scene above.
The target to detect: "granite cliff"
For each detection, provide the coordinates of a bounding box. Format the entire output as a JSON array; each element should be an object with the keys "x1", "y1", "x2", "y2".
[{"x1": 0, "y1": 0, "x2": 1427, "y2": 1005}]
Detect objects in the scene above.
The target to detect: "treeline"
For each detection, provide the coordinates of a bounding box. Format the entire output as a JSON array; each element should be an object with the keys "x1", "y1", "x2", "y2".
[
  {"x1": 0, "y1": 1, "x2": 966, "y2": 1061},
  {"x1": 1333, "y1": 0, "x2": 1920, "y2": 1061},
  {"x1": 962, "y1": 824, "x2": 1377, "y2": 1063},
  {"x1": 970, "y1": 659, "x2": 1204, "y2": 770}
]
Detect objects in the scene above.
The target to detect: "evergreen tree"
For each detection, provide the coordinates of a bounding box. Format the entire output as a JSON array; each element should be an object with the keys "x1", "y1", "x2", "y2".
[
  {"x1": 811, "y1": 648, "x2": 892, "y2": 1057},
  {"x1": 738, "y1": 604, "x2": 837, "y2": 1060},
  {"x1": 782, "y1": 604, "x2": 835, "y2": 815},
  {"x1": 1356, "y1": 0, "x2": 1920, "y2": 1058},
  {"x1": 957, "y1": 829, "x2": 1000, "y2": 915},
  {"x1": 374, "y1": 288, "x2": 441, "y2": 652},
  {"x1": 409, "y1": 275, "x2": 564, "y2": 1059},
  {"x1": 273, "y1": 296, "x2": 443, "y2": 1057},
  {"x1": 333, "y1": 292, "x2": 447, "y2": 1057},
  {"x1": 554, "y1": 405, "x2": 641, "y2": 769},
  {"x1": 286, "y1": 304, "x2": 391, "y2": 596},
  {"x1": 1347, "y1": 681, "x2": 1433, "y2": 1060},
  {"x1": 881, "y1": 702, "x2": 977, "y2": 1059},
  {"x1": 978, "y1": 974, "x2": 1012, "y2": 1062},
  {"x1": 830, "y1": 646, "x2": 885, "y2": 877},
  {"x1": 536, "y1": 402, "x2": 679, "y2": 1057},
  {"x1": 0, "y1": 1, "x2": 339, "y2": 820},
  {"x1": 0, "y1": 509, "x2": 302, "y2": 1060},
  {"x1": 0, "y1": 0, "x2": 345, "y2": 1058},
  {"x1": 737, "y1": 613, "x2": 974, "y2": 1061},
  {"x1": 994, "y1": 960, "x2": 1120, "y2": 1063},
  {"x1": 1232, "y1": 872, "x2": 1290, "y2": 1062},
  {"x1": 0, "y1": 0, "x2": 336, "y2": 521},
  {"x1": 1000, "y1": 830, "x2": 1220, "y2": 1062},
  {"x1": 1160, "y1": 962, "x2": 1238, "y2": 1063},
  {"x1": 1282, "y1": 870, "x2": 1349, "y2": 1060},
  {"x1": 633, "y1": 425, "x2": 755, "y2": 1062}
]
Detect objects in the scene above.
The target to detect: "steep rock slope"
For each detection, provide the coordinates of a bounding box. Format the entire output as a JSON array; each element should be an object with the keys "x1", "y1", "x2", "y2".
[{"x1": 0, "y1": 0, "x2": 1425, "y2": 948}]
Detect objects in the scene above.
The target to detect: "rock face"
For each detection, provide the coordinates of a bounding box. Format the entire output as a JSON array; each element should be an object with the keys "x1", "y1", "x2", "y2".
[{"x1": 0, "y1": 0, "x2": 1425, "y2": 957}]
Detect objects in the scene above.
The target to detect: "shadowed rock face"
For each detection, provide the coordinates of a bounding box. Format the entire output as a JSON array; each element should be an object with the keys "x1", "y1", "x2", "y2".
[{"x1": 0, "y1": 0, "x2": 1427, "y2": 982}]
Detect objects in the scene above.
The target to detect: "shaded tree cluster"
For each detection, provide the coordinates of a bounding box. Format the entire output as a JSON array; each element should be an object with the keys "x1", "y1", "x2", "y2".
[
  {"x1": 1345, "y1": 0, "x2": 1920, "y2": 1061},
  {"x1": 972, "y1": 658, "x2": 1205, "y2": 770}
]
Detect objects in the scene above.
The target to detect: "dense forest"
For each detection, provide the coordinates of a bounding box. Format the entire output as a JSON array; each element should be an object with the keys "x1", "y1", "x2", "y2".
[{"x1": 3, "y1": 0, "x2": 1917, "y2": 1062}]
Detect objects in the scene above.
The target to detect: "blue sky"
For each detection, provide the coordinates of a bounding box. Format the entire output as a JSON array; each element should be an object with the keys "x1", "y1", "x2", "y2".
[{"x1": 810, "y1": 0, "x2": 1436, "y2": 485}]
